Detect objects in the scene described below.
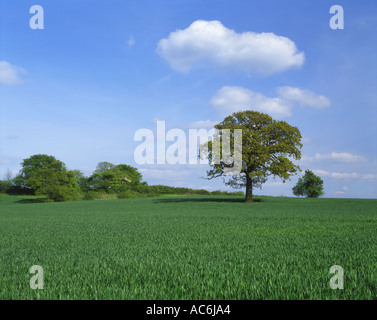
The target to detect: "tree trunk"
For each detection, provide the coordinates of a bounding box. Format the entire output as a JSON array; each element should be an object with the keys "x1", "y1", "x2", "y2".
[{"x1": 245, "y1": 174, "x2": 253, "y2": 203}]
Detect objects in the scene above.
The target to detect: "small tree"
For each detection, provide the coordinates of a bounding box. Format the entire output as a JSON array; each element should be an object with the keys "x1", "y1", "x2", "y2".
[
  {"x1": 1, "y1": 169, "x2": 13, "y2": 193},
  {"x1": 292, "y1": 169, "x2": 324, "y2": 198}
]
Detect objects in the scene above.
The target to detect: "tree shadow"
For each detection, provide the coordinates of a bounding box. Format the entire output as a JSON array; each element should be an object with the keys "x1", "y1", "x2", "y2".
[
  {"x1": 16, "y1": 198, "x2": 47, "y2": 204},
  {"x1": 153, "y1": 196, "x2": 263, "y2": 204}
]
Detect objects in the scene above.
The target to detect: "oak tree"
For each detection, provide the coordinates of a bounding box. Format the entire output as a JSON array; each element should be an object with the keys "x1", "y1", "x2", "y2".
[{"x1": 203, "y1": 110, "x2": 302, "y2": 202}]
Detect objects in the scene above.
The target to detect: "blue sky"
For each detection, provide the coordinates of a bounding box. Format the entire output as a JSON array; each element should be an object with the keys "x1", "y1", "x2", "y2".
[{"x1": 1, "y1": 0, "x2": 376, "y2": 198}]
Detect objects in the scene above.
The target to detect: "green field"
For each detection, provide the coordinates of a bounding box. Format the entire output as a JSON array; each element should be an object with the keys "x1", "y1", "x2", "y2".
[{"x1": 0, "y1": 194, "x2": 376, "y2": 300}]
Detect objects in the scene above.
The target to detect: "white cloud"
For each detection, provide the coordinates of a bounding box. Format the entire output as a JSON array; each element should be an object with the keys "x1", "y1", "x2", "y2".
[
  {"x1": 317, "y1": 152, "x2": 367, "y2": 162},
  {"x1": 311, "y1": 169, "x2": 377, "y2": 181},
  {"x1": 189, "y1": 120, "x2": 218, "y2": 129},
  {"x1": 139, "y1": 168, "x2": 191, "y2": 180},
  {"x1": 265, "y1": 181, "x2": 286, "y2": 187},
  {"x1": 210, "y1": 86, "x2": 330, "y2": 119},
  {"x1": 301, "y1": 137, "x2": 312, "y2": 144},
  {"x1": 0, "y1": 61, "x2": 26, "y2": 85},
  {"x1": 210, "y1": 86, "x2": 292, "y2": 119},
  {"x1": 127, "y1": 35, "x2": 135, "y2": 47},
  {"x1": 303, "y1": 152, "x2": 367, "y2": 163},
  {"x1": 199, "y1": 185, "x2": 213, "y2": 191},
  {"x1": 331, "y1": 172, "x2": 360, "y2": 179},
  {"x1": 276, "y1": 86, "x2": 330, "y2": 108},
  {"x1": 156, "y1": 20, "x2": 304, "y2": 74},
  {"x1": 311, "y1": 169, "x2": 330, "y2": 177},
  {"x1": 362, "y1": 174, "x2": 377, "y2": 181}
]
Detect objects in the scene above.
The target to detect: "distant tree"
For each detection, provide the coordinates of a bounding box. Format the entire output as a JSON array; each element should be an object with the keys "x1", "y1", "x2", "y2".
[
  {"x1": 292, "y1": 169, "x2": 324, "y2": 198},
  {"x1": 4, "y1": 168, "x2": 12, "y2": 182},
  {"x1": 7, "y1": 174, "x2": 29, "y2": 194},
  {"x1": 72, "y1": 169, "x2": 90, "y2": 192},
  {"x1": 13, "y1": 154, "x2": 79, "y2": 201},
  {"x1": 89, "y1": 163, "x2": 143, "y2": 194},
  {"x1": 1, "y1": 169, "x2": 13, "y2": 193},
  {"x1": 115, "y1": 164, "x2": 143, "y2": 187},
  {"x1": 202, "y1": 110, "x2": 302, "y2": 202},
  {"x1": 94, "y1": 162, "x2": 115, "y2": 174},
  {"x1": 16, "y1": 154, "x2": 65, "y2": 193}
]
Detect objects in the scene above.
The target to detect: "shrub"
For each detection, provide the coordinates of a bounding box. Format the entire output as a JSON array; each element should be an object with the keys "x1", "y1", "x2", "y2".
[
  {"x1": 193, "y1": 189, "x2": 210, "y2": 195},
  {"x1": 83, "y1": 191, "x2": 116, "y2": 201},
  {"x1": 117, "y1": 190, "x2": 143, "y2": 199},
  {"x1": 48, "y1": 185, "x2": 80, "y2": 202}
]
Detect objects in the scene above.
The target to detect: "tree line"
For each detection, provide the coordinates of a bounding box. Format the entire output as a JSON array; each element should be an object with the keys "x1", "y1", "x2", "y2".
[
  {"x1": 0, "y1": 154, "x2": 244, "y2": 202},
  {"x1": 1, "y1": 110, "x2": 324, "y2": 202}
]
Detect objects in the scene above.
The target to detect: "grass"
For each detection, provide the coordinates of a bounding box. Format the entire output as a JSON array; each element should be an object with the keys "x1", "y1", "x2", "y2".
[{"x1": 0, "y1": 194, "x2": 376, "y2": 300}]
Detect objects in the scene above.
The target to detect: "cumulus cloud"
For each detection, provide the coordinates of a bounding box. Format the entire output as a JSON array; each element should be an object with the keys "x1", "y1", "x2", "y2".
[
  {"x1": 0, "y1": 61, "x2": 26, "y2": 85},
  {"x1": 156, "y1": 20, "x2": 304, "y2": 74},
  {"x1": 334, "y1": 186, "x2": 349, "y2": 195},
  {"x1": 209, "y1": 86, "x2": 329, "y2": 119},
  {"x1": 303, "y1": 152, "x2": 367, "y2": 163},
  {"x1": 311, "y1": 169, "x2": 377, "y2": 181},
  {"x1": 276, "y1": 86, "x2": 330, "y2": 108}
]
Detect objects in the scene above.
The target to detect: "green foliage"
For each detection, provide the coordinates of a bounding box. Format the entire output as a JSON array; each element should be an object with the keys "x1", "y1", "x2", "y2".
[
  {"x1": 192, "y1": 189, "x2": 210, "y2": 195},
  {"x1": 13, "y1": 154, "x2": 66, "y2": 195},
  {"x1": 27, "y1": 167, "x2": 80, "y2": 202},
  {"x1": 94, "y1": 162, "x2": 116, "y2": 174},
  {"x1": 293, "y1": 169, "x2": 324, "y2": 198},
  {"x1": 146, "y1": 185, "x2": 190, "y2": 195},
  {"x1": 0, "y1": 170, "x2": 12, "y2": 194},
  {"x1": 202, "y1": 110, "x2": 302, "y2": 202},
  {"x1": 82, "y1": 191, "x2": 117, "y2": 201},
  {"x1": 72, "y1": 169, "x2": 90, "y2": 192},
  {"x1": 89, "y1": 163, "x2": 144, "y2": 194},
  {"x1": 0, "y1": 195, "x2": 376, "y2": 299},
  {"x1": 117, "y1": 190, "x2": 143, "y2": 199},
  {"x1": 20, "y1": 154, "x2": 65, "y2": 182},
  {"x1": 7, "y1": 174, "x2": 34, "y2": 195},
  {"x1": 4, "y1": 156, "x2": 245, "y2": 201}
]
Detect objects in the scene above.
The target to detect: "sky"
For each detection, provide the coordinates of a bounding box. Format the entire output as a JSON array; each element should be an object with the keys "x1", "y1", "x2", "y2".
[{"x1": 0, "y1": 0, "x2": 376, "y2": 198}]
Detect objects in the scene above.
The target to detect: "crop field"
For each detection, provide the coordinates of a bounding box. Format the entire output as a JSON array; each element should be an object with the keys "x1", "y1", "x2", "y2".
[{"x1": 0, "y1": 194, "x2": 376, "y2": 300}]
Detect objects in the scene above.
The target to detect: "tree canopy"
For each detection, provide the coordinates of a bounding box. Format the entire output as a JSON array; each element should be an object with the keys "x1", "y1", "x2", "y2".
[
  {"x1": 15, "y1": 154, "x2": 79, "y2": 201},
  {"x1": 203, "y1": 110, "x2": 302, "y2": 202},
  {"x1": 292, "y1": 169, "x2": 324, "y2": 198},
  {"x1": 88, "y1": 163, "x2": 143, "y2": 194}
]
